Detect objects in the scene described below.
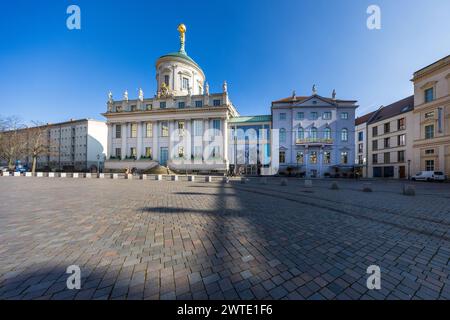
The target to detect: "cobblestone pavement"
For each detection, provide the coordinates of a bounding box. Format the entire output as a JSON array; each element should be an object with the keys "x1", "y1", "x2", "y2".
[{"x1": 0, "y1": 177, "x2": 449, "y2": 300}]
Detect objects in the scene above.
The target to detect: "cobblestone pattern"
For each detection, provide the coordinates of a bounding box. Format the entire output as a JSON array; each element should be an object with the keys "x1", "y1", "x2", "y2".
[{"x1": 0, "y1": 178, "x2": 449, "y2": 300}]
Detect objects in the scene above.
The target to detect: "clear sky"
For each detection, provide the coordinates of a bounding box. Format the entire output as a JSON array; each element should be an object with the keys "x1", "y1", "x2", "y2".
[{"x1": 1, "y1": 0, "x2": 450, "y2": 124}]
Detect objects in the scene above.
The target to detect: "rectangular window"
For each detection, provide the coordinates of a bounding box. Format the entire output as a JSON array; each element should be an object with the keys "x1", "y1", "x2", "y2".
[
  {"x1": 358, "y1": 155, "x2": 364, "y2": 165},
  {"x1": 341, "y1": 152, "x2": 348, "y2": 164},
  {"x1": 279, "y1": 113, "x2": 287, "y2": 121},
  {"x1": 384, "y1": 152, "x2": 390, "y2": 164},
  {"x1": 384, "y1": 123, "x2": 390, "y2": 134},
  {"x1": 324, "y1": 151, "x2": 331, "y2": 164},
  {"x1": 195, "y1": 100, "x2": 203, "y2": 108},
  {"x1": 130, "y1": 105, "x2": 137, "y2": 112},
  {"x1": 358, "y1": 131, "x2": 364, "y2": 142},
  {"x1": 178, "y1": 121, "x2": 185, "y2": 136},
  {"x1": 279, "y1": 151, "x2": 286, "y2": 163},
  {"x1": 213, "y1": 99, "x2": 221, "y2": 106},
  {"x1": 424, "y1": 88, "x2": 434, "y2": 103},
  {"x1": 398, "y1": 150, "x2": 405, "y2": 163},
  {"x1": 115, "y1": 148, "x2": 121, "y2": 157},
  {"x1": 131, "y1": 123, "x2": 137, "y2": 138},
  {"x1": 213, "y1": 119, "x2": 221, "y2": 136},
  {"x1": 115, "y1": 125, "x2": 121, "y2": 139},
  {"x1": 384, "y1": 137, "x2": 390, "y2": 148},
  {"x1": 372, "y1": 154, "x2": 378, "y2": 164},
  {"x1": 145, "y1": 147, "x2": 152, "y2": 159},
  {"x1": 160, "y1": 101, "x2": 166, "y2": 109},
  {"x1": 164, "y1": 75, "x2": 170, "y2": 86},
  {"x1": 340, "y1": 112, "x2": 349, "y2": 120},
  {"x1": 160, "y1": 121, "x2": 169, "y2": 137},
  {"x1": 311, "y1": 112, "x2": 318, "y2": 120},
  {"x1": 425, "y1": 159, "x2": 434, "y2": 171},
  {"x1": 296, "y1": 112, "x2": 304, "y2": 120},
  {"x1": 323, "y1": 112, "x2": 332, "y2": 120},
  {"x1": 358, "y1": 143, "x2": 363, "y2": 154},
  {"x1": 182, "y1": 77, "x2": 189, "y2": 90},
  {"x1": 398, "y1": 118, "x2": 406, "y2": 130},
  {"x1": 178, "y1": 101, "x2": 185, "y2": 109},
  {"x1": 146, "y1": 123, "x2": 153, "y2": 137},
  {"x1": 397, "y1": 134, "x2": 406, "y2": 146},
  {"x1": 372, "y1": 126, "x2": 378, "y2": 137},
  {"x1": 425, "y1": 149, "x2": 434, "y2": 155},
  {"x1": 194, "y1": 120, "x2": 203, "y2": 136},
  {"x1": 372, "y1": 140, "x2": 378, "y2": 151},
  {"x1": 425, "y1": 125, "x2": 434, "y2": 139},
  {"x1": 310, "y1": 151, "x2": 318, "y2": 164},
  {"x1": 130, "y1": 147, "x2": 136, "y2": 158}
]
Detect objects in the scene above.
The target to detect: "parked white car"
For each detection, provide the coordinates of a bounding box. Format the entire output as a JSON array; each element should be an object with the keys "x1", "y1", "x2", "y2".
[
  {"x1": 0, "y1": 166, "x2": 9, "y2": 172},
  {"x1": 411, "y1": 171, "x2": 447, "y2": 182}
]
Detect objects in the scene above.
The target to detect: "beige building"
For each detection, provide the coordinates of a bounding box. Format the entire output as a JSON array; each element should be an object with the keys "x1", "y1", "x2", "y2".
[
  {"x1": 411, "y1": 55, "x2": 450, "y2": 176},
  {"x1": 365, "y1": 96, "x2": 415, "y2": 179}
]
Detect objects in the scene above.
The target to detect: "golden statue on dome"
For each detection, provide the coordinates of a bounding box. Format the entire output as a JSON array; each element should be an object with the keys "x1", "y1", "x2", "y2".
[{"x1": 178, "y1": 24, "x2": 187, "y2": 54}]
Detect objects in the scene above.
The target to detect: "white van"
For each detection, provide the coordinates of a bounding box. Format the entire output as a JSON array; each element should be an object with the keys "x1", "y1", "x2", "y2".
[{"x1": 411, "y1": 171, "x2": 447, "y2": 182}]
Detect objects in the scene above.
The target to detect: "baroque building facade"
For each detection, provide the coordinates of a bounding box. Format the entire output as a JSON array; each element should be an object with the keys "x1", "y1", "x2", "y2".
[
  {"x1": 271, "y1": 88, "x2": 358, "y2": 178},
  {"x1": 103, "y1": 24, "x2": 238, "y2": 174}
]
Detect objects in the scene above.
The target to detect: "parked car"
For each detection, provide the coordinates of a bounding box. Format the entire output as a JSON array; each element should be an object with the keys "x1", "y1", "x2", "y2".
[
  {"x1": 0, "y1": 166, "x2": 9, "y2": 172},
  {"x1": 14, "y1": 161, "x2": 28, "y2": 174},
  {"x1": 411, "y1": 171, "x2": 447, "y2": 182}
]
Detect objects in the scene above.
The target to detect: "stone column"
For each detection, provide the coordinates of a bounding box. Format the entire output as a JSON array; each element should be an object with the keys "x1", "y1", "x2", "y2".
[
  {"x1": 223, "y1": 117, "x2": 229, "y2": 163},
  {"x1": 107, "y1": 123, "x2": 113, "y2": 159},
  {"x1": 203, "y1": 118, "x2": 210, "y2": 161},
  {"x1": 153, "y1": 122, "x2": 158, "y2": 162},
  {"x1": 136, "y1": 122, "x2": 143, "y2": 160},
  {"x1": 169, "y1": 121, "x2": 174, "y2": 160},
  {"x1": 121, "y1": 122, "x2": 127, "y2": 160},
  {"x1": 186, "y1": 119, "x2": 192, "y2": 161}
]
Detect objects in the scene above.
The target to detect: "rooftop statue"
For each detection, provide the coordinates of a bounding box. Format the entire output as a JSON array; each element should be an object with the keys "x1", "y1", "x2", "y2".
[
  {"x1": 123, "y1": 90, "x2": 129, "y2": 101},
  {"x1": 138, "y1": 88, "x2": 144, "y2": 102}
]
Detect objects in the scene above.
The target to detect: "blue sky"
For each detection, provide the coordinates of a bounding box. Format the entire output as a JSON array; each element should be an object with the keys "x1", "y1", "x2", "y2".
[{"x1": 1, "y1": 0, "x2": 450, "y2": 124}]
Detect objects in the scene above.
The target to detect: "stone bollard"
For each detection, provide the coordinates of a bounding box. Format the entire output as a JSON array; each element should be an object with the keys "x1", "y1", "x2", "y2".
[
  {"x1": 14, "y1": 172, "x2": 21, "y2": 177},
  {"x1": 36, "y1": 172, "x2": 43, "y2": 177},
  {"x1": 205, "y1": 176, "x2": 213, "y2": 183},
  {"x1": 362, "y1": 183, "x2": 372, "y2": 192},
  {"x1": 156, "y1": 175, "x2": 163, "y2": 181},
  {"x1": 304, "y1": 180, "x2": 313, "y2": 188},
  {"x1": 99, "y1": 173, "x2": 105, "y2": 179},
  {"x1": 60, "y1": 173, "x2": 67, "y2": 178},
  {"x1": 141, "y1": 174, "x2": 148, "y2": 180},
  {"x1": 85, "y1": 173, "x2": 92, "y2": 178},
  {"x1": 330, "y1": 181, "x2": 339, "y2": 190},
  {"x1": 127, "y1": 174, "x2": 133, "y2": 180},
  {"x1": 2, "y1": 171, "x2": 10, "y2": 177},
  {"x1": 49, "y1": 172, "x2": 55, "y2": 178},
  {"x1": 73, "y1": 173, "x2": 79, "y2": 178},
  {"x1": 171, "y1": 175, "x2": 178, "y2": 181},
  {"x1": 403, "y1": 184, "x2": 416, "y2": 196},
  {"x1": 260, "y1": 177, "x2": 268, "y2": 185},
  {"x1": 113, "y1": 173, "x2": 119, "y2": 179},
  {"x1": 25, "y1": 172, "x2": 32, "y2": 177},
  {"x1": 281, "y1": 178, "x2": 288, "y2": 186},
  {"x1": 188, "y1": 175, "x2": 195, "y2": 182}
]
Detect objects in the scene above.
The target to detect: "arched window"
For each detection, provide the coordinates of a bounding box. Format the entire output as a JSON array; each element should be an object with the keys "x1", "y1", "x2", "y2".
[
  {"x1": 341, "y1": 128, "x2": 348, "y2": 141},
  {"x1": 324, "y1": 127, "x2": 331, "y2": 140},
  {"x1": 280, "y1": 128, "x2": 286, "y2": 143},
  {"x1": 297, "y1": 127, "x2": 304, "y2": 140},
  {"x1": 310, "y1": 127, "x2": 318, "y2": 140}
]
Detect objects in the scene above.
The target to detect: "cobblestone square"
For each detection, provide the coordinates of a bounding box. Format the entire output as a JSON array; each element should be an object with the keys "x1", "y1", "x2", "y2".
[{"x1": 0, "y1": 177, "x2": 449, "y2": 300}]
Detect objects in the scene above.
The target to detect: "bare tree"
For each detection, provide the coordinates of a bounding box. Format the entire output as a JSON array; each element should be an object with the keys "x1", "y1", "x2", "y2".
[
  {"x1": 0, "y1": 116, "x2": 27, "y2": 169},
  {"x1": 26, "y1": 121, "x2": 51, "y2": 173}
]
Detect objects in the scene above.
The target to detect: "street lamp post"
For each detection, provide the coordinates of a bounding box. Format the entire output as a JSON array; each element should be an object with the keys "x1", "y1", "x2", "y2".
[
  {"x1": 97, "y1": 154, "x2": 101, "y2": 173},
  {"x1": 407, "y1": 159, "x2": 411, "y2": 180}
]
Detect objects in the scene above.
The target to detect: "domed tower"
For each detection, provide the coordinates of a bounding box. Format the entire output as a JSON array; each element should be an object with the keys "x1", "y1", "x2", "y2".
[{"x1": 155, "y1": 24, "x2": 205, "y2": 97}]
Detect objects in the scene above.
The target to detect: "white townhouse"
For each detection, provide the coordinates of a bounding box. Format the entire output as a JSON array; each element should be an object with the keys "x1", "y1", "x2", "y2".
[
  {"x1": 103, "y1": 24, "x2": 239, "y2": 174},
  {"x1": 271, "y1": 88, "x2": 358, "y2": 178}
]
